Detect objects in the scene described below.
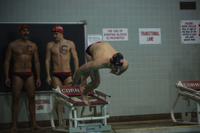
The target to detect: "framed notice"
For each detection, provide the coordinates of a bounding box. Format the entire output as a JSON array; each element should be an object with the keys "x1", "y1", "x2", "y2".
[
  {"x1": 139, "y1": 28, "x2": 161, "y2": 44},
  {"x1": 88, "y1": 34, "x2": 102, "y2": 46},
  {"x1": 103, "y1": 28, "x2": 128, "y2": 41},
  {"x1": 181, "y1": 20, "x2": 200, "y2": 44}
]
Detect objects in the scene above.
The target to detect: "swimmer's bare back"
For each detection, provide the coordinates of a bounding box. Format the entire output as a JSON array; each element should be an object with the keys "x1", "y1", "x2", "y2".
[
  {"x1": 88, "y1": 42, "x2": 129, "y2": 73},
  {"x1": 89, "y1": 42, "x2": 118, "y2": 60}
]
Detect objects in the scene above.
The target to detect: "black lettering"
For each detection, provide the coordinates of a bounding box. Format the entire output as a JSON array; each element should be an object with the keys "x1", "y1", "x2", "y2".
[
  {"x1": 27, "y1": 45, "x2": 32, "y2": 52},
  {"x1": 62, "y1": 45, "x2": 68, "y2": 51}
]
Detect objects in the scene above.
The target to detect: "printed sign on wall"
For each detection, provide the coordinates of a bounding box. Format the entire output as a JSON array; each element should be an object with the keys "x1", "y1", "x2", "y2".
[
  {"x1": 28, "y1": 95, "x2": 52, "y2": 114},
  {"x1": 181, "y1": 20, "x2": 200, "y2": 44},
  {"x1": 88, "y1": 34, "x2": 102, "y2": 46},
  {"x1": 103, "y1": 28, "x2": 128, "y2": 41},
  {"x1": 139, "y1": 28, "x2": 161, "y2": 44}
]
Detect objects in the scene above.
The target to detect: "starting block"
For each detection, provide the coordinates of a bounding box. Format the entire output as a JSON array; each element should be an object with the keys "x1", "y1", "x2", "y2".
[
  {"x1": 171, "y1": 80, "x2": 200, "y2": 125},
  {"x1": 50, "y1": 85, "x2": 112, "y2": 132}
]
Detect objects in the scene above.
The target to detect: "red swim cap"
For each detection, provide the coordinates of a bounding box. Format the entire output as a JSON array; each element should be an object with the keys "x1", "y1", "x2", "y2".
[
  {"x1": 19, "y1": 24, "x2": 28, "y2": 32},
  {"x1": 52, "y1": 25, "x2": 63, "y2": 34}
]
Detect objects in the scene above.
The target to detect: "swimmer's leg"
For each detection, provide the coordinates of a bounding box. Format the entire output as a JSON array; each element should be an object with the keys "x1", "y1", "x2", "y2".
[
  {"x1": 80, "y1": 72, "x2": 90, "y2": 91},
  {"x1": 52, "y1": 76, "x2": 63, "y2": 127},
  {"x1": 82, "y1": 54, "x2": 100, "y2": 105},
  {"x1": 10, "y1": 75, "x2": 24, "y2": 132},
  {"x1": 24, "y1": 76, "x2": 42, "y2": 131}
]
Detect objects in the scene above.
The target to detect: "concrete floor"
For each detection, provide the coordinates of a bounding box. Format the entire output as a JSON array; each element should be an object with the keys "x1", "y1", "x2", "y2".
[{"x1": 1, "y1": 119, "x2": 200, "y2": 133}]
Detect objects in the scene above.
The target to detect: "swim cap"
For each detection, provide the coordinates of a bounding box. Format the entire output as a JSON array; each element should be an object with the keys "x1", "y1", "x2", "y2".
[
  {"x1": 19, "y1": 24, "x2": 28, "y2": 32},
  {"x1": 52, "y1": 25, "x2": 63, "y2": 34},
  {"x1": 110, "y1": 53, "x2": 124, "y2": 66}
]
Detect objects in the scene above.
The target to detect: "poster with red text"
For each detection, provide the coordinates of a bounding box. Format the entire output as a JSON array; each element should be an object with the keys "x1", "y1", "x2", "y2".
[
  {"x1": 28, "y1": 95, "x2": 52, "y2": 114},
  {"x1": 181, "y1": 20, "x2": 200, "y2": 44},
  {"x1": 103, "y1": 28, "x2": 128, "y2": 41},
  {"x1": 139, "y1": 28, "x2": 161, "y2": 44}
]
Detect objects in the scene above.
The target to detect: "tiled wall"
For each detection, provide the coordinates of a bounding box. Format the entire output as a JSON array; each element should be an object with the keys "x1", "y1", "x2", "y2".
[{"x1": 0, "y1": 0, "x2": 200, "y2": 123}]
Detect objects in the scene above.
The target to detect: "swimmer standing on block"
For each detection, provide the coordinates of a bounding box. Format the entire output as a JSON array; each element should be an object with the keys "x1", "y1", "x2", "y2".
[{"x1": 71, "y1": 42, "x2": 129, "y2": 105}]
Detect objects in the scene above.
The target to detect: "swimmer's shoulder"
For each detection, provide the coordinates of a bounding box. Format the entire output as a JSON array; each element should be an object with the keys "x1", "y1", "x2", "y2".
[
  {"x1": 65, "y1": 39, "x2": 75, "y2": 46},
  {"x1": 10, "y1": 39, "x2": 21, "y2": 44},
  {"x1": 28, "y1": 40, "x2": 37, "y2": 48},
  {"x1": 46, "y1": 41, "x2": 54, "y2": 49},
  {"x1": 8, "y1": 39, "x2": 20, "y2": 49}
]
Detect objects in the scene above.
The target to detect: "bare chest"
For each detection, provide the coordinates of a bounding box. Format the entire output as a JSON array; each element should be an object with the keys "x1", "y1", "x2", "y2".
[
  {"x1": 13, "y1": 44, "x2": 34, "y2": 55},
  {"x1": 51, "y1": 44, "x2": 70, "y2": 55}
]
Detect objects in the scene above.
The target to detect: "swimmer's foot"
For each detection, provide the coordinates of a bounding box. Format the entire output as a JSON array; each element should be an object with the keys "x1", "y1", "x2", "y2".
[
  {"x1": 81, "y1": 93, "x2": 90, "y2": 105},
  {"x1": 31, "y1": 123, "x2": 42, "y2": 131},
  {"x1": 57, "y1": 119, "x2": 64, "y2": 129},
  {"x1": 10, "y1": 125, "x2": 17, "y2": 132}
]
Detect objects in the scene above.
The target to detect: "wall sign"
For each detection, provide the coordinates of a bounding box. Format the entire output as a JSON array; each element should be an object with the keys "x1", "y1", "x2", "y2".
[{"x1": 139, "y1": 28, "x2": 161, "y2": 44}]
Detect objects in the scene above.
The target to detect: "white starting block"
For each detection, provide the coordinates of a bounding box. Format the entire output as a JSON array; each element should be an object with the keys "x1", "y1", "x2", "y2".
[
  {"x1": 171, "y1": 80, "x2": 200, "y2": 125},
  {"x1": 50, "y1": 85, "x2": 112, "y2": 133}
]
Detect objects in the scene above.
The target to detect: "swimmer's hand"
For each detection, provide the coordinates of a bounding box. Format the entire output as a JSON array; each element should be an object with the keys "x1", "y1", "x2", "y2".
[
  {"x1": 46, "y1": 76, "x2": 52, "y2": 85},
  {"x1": 5, "y1": 78, "x2": 11, "y2": 87},
  {"x1": 36, "y1": 78, "x2": 41, "y2": 88},
  {"x1": 68, "y1": 81, "x2": 74, "y2": 87},
  {"x1": 110, "y1": 69, "x2": 120, "y2": 75}
]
